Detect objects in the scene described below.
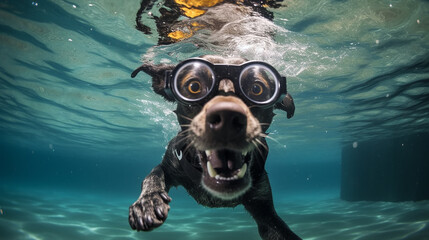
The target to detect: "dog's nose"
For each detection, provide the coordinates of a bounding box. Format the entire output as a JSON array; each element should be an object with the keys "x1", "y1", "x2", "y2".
[{"x1": 206, "y1": 102, "x2": 247, "y2": 141}]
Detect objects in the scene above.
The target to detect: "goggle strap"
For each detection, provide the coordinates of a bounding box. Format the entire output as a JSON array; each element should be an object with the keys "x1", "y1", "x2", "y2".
[
  {"x1": 281, "y1": 76, "x2": 287, "y2": 94},
  {"x1": 164, "y1": 70, "x2": 174, "y2": 99}
]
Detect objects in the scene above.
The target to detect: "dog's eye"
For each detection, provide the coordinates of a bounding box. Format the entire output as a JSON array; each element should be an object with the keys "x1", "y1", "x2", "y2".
[
  {"x1": 188, "y1": 80, "x2": 202, "y2": 94},
  {"x1": 251, "y1": 83, "x2": 264, "y2": 96}
]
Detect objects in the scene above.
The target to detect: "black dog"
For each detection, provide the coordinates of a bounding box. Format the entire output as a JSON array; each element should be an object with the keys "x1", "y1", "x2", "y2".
[{"x1": 129, "y1": 55, "x2": 301, "y2": 240}]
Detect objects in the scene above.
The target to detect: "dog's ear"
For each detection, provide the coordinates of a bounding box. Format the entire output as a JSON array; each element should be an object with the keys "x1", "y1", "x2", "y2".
[
  {"x1": 275, "y1": 93, "x2": 295, "y2": 119},
  {"x1": 131, "y1": 63, "x2": 176, "y2": 101}
]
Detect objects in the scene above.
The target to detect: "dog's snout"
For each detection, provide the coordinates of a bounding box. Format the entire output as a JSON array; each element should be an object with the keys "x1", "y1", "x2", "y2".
[{"x1": 206, "y1": 102, "x2": 247, "y2": 140}]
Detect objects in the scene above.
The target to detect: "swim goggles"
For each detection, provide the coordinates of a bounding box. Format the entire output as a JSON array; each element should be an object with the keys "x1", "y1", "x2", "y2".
[{"x1": 164, "y1": 58, "x2": 287, "y2": 108}]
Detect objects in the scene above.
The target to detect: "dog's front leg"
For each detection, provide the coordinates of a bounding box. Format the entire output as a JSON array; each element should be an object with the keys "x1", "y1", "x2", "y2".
[
  {"x1": 244, "y1": 175, "x2": 302, "y2": 240},
  {"x1": 244, "y1": 198, "x2": 302, "y2": 240},
  {"x1": 129, "y1": 165, "x2": 172, "y2": 231}
]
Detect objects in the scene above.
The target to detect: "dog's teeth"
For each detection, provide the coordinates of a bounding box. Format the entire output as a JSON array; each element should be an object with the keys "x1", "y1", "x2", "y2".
[
  {"x1": 215, "y1": 175, "x2": 235, "y2": 181},
  {"x1": 237, "y1": 163, "x2": 247, "y2": 179},
  {"x1": 205, "y1": 150, "x2": 212, "y2": 157},
  {"x1": 207, "y1": 161, "x2": 217, "y2": 178}
]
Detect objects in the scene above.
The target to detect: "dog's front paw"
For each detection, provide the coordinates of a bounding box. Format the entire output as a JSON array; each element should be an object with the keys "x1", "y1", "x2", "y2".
[{"x1": 129, "y1": 191, "x2": 171, "y2": 231}]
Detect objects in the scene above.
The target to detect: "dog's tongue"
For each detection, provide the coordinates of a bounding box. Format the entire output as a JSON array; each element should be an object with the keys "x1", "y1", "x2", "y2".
[{"x1": 207, "y1": 149, "x2": 242, "y2": 172}]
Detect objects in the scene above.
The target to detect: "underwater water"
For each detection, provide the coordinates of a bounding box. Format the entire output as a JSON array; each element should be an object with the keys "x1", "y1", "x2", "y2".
[{"x1": 0, "y1": 0, "x2": 428, "y2": 239}]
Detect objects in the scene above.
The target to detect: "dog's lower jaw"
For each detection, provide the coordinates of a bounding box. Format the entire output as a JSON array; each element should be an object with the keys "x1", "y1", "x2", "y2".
[
  {"x1": 198, "y1": 149, "x2": 253, "y2": 200},
  {"x1": 201, "y1": 175, "x2": 252, "y2": 200}
]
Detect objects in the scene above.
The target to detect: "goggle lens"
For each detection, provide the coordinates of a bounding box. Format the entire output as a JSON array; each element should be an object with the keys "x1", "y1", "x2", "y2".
[
  {"x1": 239, "y1": 65, "x2": 279, "y2": 105},
  {"x1": 174, "y1": 62, "x2": 215, "y2": 102}
]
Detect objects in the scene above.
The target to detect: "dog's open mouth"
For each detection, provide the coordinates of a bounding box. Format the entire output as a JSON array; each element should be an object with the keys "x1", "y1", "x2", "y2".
[
  {"x1": 198, "y1": 148, "x2": 252, "y2": 199},
  {"x1": 205, "y1": 149, "x2": 248, "y2": 180}
]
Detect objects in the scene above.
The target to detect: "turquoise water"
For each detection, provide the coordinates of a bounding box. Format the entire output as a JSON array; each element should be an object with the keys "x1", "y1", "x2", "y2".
[{"x1": 0, "y1": 0, "x2": 428, "y2": 239}]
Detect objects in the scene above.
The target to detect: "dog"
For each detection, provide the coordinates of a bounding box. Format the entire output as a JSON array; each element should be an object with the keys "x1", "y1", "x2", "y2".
[{"x1": 128, "y1": 55, "x2": 301, "y2": 240}]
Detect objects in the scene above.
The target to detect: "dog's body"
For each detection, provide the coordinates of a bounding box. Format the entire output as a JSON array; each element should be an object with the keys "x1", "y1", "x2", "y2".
[
  {"x1": 129, "y1": 1, "x2": 301, "y2": 239},
  {"x1": 129, "y1": 55, "x2": 300, "y2": 240}
]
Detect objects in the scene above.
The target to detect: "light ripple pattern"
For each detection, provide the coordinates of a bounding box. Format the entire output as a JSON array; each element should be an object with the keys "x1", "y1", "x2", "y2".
[{"x1": 1, "y1": 188, "x2": 428, "y2": 240}]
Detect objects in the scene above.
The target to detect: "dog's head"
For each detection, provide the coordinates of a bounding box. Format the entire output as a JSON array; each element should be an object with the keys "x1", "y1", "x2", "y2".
[{"x1": 132, "y1": 55, "x2": 294, "y2": 200}]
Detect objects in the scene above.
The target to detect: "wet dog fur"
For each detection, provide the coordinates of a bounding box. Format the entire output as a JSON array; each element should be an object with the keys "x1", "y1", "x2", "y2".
[{"x1": 128, "y1": 55, "x2": 301, "y2": 240}]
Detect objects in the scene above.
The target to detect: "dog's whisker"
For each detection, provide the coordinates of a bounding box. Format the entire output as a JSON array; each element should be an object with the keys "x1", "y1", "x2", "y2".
[
  {"x1": 175, "y1": 113, "x2": 194, "y2": 122},
  {"x1": 177, "y1": 128, "x2": 192, "y2": 136},
  {"x1": 174, "y1": 134, "x2": 192, "y2": 147},
  {"x1": 254, "y1": 138, "x2": 269, "y2": 152},
  {"x1": 260, "y1": 132, "x2": 285, "y2": 148},
  {"x1": 183, "y1": 139, "x2": 196, "y2": 157},
  {"x1": 251, "y1": 140, "x2": 265, "y2": 159},
  {"x1": 177, "y1": 132, "x2": 188, "y2": 138},
  {"x1": 258, "y1": 132, "x2": 268, "y2": 138}
]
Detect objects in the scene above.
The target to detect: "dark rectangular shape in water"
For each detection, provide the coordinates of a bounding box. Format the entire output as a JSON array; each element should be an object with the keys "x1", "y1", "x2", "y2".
[{"x1": 341, "y1": 132, "x2": 429, "y2": 201}]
